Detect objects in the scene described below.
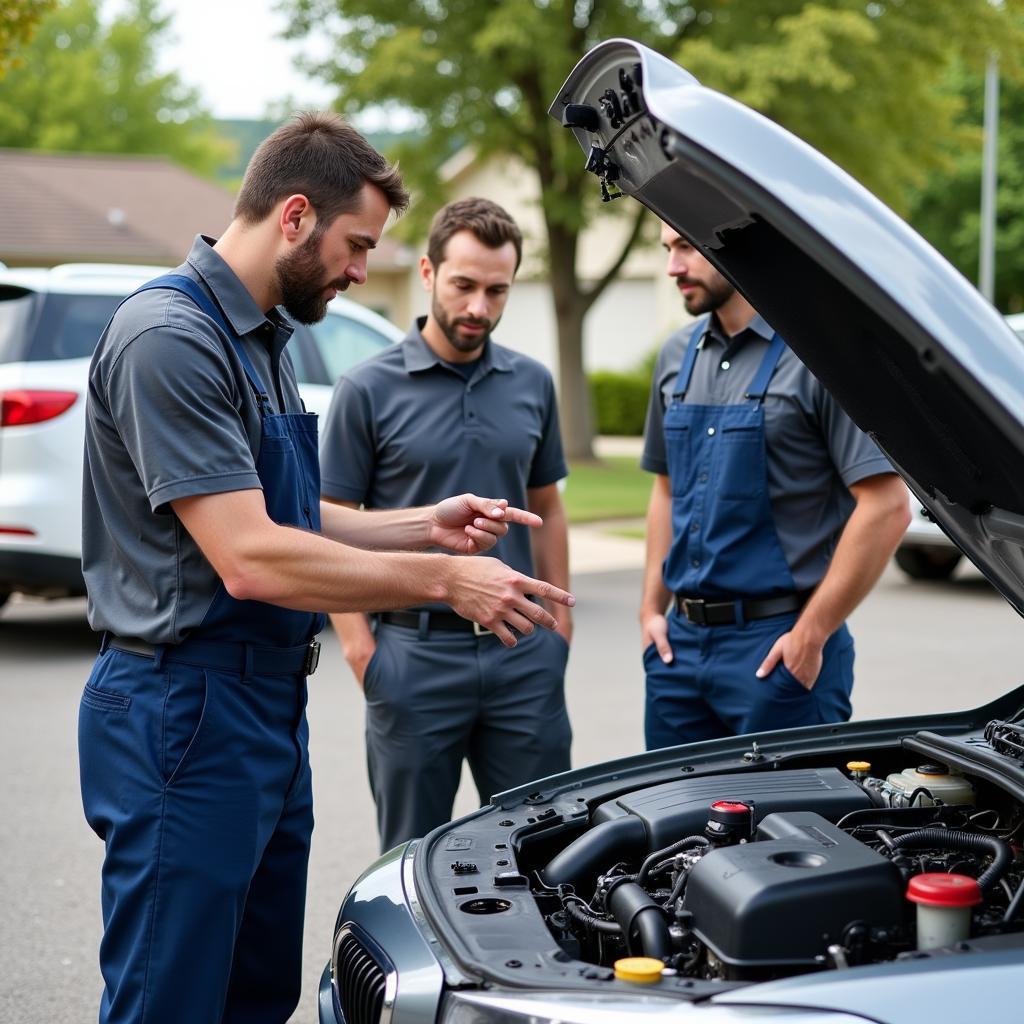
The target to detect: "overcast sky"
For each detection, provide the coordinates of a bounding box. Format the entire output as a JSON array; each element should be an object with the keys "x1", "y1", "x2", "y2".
[{"x1": 145, "y1": 0, "x2": 337, "y2": 119}]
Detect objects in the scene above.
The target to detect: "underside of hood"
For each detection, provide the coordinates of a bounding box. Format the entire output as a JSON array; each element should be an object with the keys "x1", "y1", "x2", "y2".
[{"x1": 549, "y1": 39, "x2": 1024, "y2": 619}]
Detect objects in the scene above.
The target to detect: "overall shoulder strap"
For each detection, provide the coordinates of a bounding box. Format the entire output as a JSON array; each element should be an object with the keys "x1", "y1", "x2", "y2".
[{"x1": 671, "y1": 315, "x2": 712, "y2": 400}]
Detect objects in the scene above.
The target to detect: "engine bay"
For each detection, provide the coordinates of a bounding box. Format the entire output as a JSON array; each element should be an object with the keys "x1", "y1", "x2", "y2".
[
  {"x1": 418, "y1": 725, "x2": 1024, "y2": 993},
  {"x1": 532, "y1": 761, "x2": 1024, "y2": 981}
]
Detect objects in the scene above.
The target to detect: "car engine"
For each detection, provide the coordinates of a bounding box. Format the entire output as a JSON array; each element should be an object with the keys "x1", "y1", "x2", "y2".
[{"x1": 524, "y1": 760, "x2": 1024, "y2": 981}]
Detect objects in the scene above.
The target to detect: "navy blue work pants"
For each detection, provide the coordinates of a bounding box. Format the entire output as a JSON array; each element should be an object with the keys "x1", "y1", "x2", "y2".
[
  {"x1": 364, "y1": 623, "x2": 571, "y2": 851},
  {"x1": 78, "y1": 648, "x2": 312, "y2": 1024},
  {"x1": 644, "y1": 610, "x2": 854, "y2": 750}
]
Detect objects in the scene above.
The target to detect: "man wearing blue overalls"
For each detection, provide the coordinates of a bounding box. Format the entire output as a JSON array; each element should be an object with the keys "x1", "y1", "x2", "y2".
[
  {"x1": 640, "y1": 222, "x2": 910, "y2": 749},
  {"x1": 79, "y1": 116, "x2": 574, "y2": 1024},
  {"x1": 321, "y1": 198, "x2": 572, "y2": 851}
]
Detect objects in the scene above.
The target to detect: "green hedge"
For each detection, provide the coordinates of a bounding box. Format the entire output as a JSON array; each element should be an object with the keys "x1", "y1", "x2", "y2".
[{"x1": 589, "y1": 370, "x2": 650, "y2": 436}]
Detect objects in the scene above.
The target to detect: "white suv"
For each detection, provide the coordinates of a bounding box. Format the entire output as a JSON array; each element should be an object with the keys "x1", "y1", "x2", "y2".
[{"x1": 0, "y1": 263, "x2": 402, "y2": 612}]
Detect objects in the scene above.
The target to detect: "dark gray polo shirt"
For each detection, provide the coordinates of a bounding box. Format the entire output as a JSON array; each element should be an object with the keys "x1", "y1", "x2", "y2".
[
  {"x1": 641, "y1": 313, "x2": 895, "y2": 591},
  {"x1": 320, "y1": 319, "x2": 567, "y2": 587},
  {"x1": 83, "y1": 235, "x2": 305, "y2": 643}
]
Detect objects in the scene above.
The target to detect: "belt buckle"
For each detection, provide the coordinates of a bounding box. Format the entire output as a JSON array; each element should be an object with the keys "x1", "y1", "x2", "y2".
[
  {"x1": 304, "y1": 639, "x2": 321, "y2": 676},
  {"x1": 472, "y1": 621, "x2": 492, "y2": 637},
  {"x1": 682, "y1": 597, "x2": 707, "y2": 626}
]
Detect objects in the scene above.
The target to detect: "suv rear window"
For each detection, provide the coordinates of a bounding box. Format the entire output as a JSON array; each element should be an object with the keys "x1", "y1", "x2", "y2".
[
  {"x1": 0, "y1": 287, "x2": 40, "y2": 364},
  {"x1": 26, "y1": 293, "x2": 124, "y2": 361}
]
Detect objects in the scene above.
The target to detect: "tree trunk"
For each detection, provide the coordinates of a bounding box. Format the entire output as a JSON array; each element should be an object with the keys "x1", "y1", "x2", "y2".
[{"x1": 548, "y1": 223, "x2": 595, "y2": 461}]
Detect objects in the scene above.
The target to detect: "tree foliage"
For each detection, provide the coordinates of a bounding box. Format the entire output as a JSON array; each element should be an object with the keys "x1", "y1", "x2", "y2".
[
  {"x1": 0, "y1": 0, "x2": 56, "y2": 78},
  {"x1": 909, "y1": 60, "x2": 1024, "y2": 312},
  {"x1": 0, "y1": 0, "x2": 230, "y2": 176},
  {"x1": 282, "y1": 0, "x2": 1024, "y2": 455}
]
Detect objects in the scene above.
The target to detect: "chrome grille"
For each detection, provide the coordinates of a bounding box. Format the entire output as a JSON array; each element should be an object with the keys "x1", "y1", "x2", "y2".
[{"x1": 335, "y1": 928, "x2": 389, "y2": 1024}]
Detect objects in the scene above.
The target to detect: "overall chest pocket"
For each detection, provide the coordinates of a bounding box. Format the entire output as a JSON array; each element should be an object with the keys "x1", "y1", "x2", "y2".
[
  {"x1": 716, "y1": 423, "x2": 766, "y2": 500},
  {"x1": 664, "y1": 422, "x2": 691, "y2": 497}
]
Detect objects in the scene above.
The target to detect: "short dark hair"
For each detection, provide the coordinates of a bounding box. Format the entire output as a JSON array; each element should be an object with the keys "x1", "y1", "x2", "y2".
[
  {"x1": 234, "y1": 111, "x2": 409, "y2": 228},
  {"x1": 426, "y1": 197, "x2": 522, "y2": 272}
]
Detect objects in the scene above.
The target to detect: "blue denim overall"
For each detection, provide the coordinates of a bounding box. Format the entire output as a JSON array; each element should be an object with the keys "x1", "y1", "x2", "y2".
[
  {"x1": 644, "y1": 324, "x2": 853, "y2": 749},
  {"x1": 79, "y1": 275, "x2": 324, "y2": 1023}
]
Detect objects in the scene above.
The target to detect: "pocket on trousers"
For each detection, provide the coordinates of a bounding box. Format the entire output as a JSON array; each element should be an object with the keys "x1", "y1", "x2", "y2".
[
  {"x1": 775, "y1": 661, "x2": 814, "y2": 694},
  {"x1": 362, "y1": 643, "x2": 384, "y2": 697},
  {"x1": 162, "y1": 665, "x2": 210, "y2": 787},
  {"x1": 81, "y1": 682, "x2": 132, "y2": 713}
]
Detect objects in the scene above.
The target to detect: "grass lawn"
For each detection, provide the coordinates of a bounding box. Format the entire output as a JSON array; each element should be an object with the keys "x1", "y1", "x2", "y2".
[{"x1": 562, "y1": 455, "x2": 651, "y2": 524}]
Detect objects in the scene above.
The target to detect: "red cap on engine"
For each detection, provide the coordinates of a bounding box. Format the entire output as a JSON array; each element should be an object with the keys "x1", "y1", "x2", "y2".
[
  {"x1": 710, "y1": 801, "x2": 751, "y2": 814},
  {"x1": 705, "y1": 799, "x2": 752, "y2": 844},
  {"x1": 906, "y1": 873, "x2": 983, "y2": 907}
]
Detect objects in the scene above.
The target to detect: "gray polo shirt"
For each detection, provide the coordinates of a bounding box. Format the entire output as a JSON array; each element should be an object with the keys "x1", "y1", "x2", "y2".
[
  {"x1": 83, "y1": 235, "x2": 305, "y2": 643},
  {"x1": 320, "y1": 319, "x2": 567, "y2": 587},
  {"x1": 641, "y1": 313, "x2": 895, "y2": 591}
]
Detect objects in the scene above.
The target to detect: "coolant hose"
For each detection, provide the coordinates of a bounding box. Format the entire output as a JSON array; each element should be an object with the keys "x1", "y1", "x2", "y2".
[
  {"x1": 890, "y1": 828, "x2": 1012, "y2": 891},
  {"x1": 563, "y1": 898, "x2": 622, "y2": 935},
  {"x1": 607, "y1": 880, "x2": 673, "y2": 960}
]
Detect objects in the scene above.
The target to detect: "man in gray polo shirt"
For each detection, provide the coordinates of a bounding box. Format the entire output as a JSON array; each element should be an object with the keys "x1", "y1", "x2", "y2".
[
  {"x1": 321, "y1": 197, "x2": 572, "y2": 851},
  {"x1": 79, "y1": 120, "x2": 573, "y2": 1024},
  {"x1": 639, "y1": 221, "x2": 910, "y2": 749}
]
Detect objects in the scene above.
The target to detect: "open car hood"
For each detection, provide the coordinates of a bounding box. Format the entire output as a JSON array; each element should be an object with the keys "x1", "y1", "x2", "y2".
[{"x1": 550, "y1": 39, "x2": 1024, "y2": 622}]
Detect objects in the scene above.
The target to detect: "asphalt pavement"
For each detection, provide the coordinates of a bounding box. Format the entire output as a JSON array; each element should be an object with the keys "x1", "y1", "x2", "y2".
[{"x1": 1, "y1": 536, "x2": 1020, "y2": 1022}]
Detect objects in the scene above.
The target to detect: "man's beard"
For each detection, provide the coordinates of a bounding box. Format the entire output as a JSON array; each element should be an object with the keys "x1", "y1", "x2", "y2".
[
  {"x1": 432, "y1": 293, "x2": 496, "y2": 354},
  {"x1": 679, "y1": 273, "x2": 735, "y2": 316},
  {"x1": 275, "y1": 231, "x2": 347, "y2": 325}
]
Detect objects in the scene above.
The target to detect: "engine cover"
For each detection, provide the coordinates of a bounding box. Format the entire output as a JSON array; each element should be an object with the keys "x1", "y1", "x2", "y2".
[{"x1": 684, "y1": 811, "x2": 906, "y2": 968}]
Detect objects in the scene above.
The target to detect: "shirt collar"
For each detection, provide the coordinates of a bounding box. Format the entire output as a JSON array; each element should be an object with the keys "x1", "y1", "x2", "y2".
[
  {"x1": 185, "y1": 235, "x2": 288, "y2": 340},
  {"x1": 401, "y1": 316, "x2": 514, "y2": 375},
  {"x1": 704, "y1": 310, "x2": 776, "y2": 348}
]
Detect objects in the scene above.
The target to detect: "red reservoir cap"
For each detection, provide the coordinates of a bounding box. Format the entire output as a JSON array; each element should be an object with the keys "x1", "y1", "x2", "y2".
[
  {"x1": 710, "y1": 801, "x2": 750, "y2": 814},
  {"x1": 907, "y1": 873, "x2": 983, "y2": 907}
]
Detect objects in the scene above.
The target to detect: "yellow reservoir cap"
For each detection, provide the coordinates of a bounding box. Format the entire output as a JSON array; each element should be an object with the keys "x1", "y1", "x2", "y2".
[
  {"x1": 614, "y1": 957, "x2": 664, "y2": 983},
  {"x1": 847, "y1": 761, "x2": 871, "y2": 772}
]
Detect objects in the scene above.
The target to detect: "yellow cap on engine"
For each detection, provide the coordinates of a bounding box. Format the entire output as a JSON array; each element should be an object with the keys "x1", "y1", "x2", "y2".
[
  {"x1": 614, "y1": 957, "x2": 664, "y2": 984},
  {"x1": 847, "y1": 761, "x2": 871, "y2": 772}
]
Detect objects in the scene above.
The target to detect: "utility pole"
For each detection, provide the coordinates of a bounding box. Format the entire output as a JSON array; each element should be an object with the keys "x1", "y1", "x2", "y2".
[{"x1": 979, "y1": 51, "x2": 999, "y2": 303}]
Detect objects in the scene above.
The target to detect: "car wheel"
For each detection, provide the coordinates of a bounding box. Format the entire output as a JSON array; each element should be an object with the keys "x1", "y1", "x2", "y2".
[{"x1": 894, "y1": 547, "x2": 962, "y2": 580}]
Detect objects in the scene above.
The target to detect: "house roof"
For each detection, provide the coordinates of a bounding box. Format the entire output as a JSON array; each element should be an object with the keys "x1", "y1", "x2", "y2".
[{"x1": 0, "y1": 149, "x2": 412, "y2": 270}]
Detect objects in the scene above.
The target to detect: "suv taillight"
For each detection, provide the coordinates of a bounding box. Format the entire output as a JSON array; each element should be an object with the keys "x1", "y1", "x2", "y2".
[{"x1": 1, "y1": 390, "x2": 78, "y2": 427}]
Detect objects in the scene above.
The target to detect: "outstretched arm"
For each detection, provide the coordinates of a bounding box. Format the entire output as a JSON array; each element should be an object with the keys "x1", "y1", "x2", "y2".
[
  {"x1": 172, "y1": 489, "x2": 573, "y2": 647},
  {"x1": 318, "y1": 493, "x2": 542, "y2": 553}
]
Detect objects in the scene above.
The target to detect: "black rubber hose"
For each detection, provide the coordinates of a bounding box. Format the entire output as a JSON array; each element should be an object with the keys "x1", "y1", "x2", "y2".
[
  {"x1": 889, "y1": 828, "x2": 1013, "y2": 891},
  {"x1": 543, "y1": 816, "x2": 647, "y2": 891},
  {"x1": 563, "y1": 897, "x2": 622, "y2": 935},
  {"x1": 636, "y1": 835, "x2": 709, "y2": 886},
  {"x1": 607, "y1": 880, "x2": 673, "y2": 960}
]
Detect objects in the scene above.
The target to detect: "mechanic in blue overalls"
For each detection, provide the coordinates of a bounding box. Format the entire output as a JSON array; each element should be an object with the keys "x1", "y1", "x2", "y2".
[
  {"x1": 639, "y1": 222, "x2": 909, "y2": 749},
  {"x1": 78, "y1": 114, "x2": 574, "y2": 1024}
]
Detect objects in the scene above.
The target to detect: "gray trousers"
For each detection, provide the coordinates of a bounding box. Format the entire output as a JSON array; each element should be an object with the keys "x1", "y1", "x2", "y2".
[{"x1": 363, "y1": 620, "x2": 572, "y2": 851}]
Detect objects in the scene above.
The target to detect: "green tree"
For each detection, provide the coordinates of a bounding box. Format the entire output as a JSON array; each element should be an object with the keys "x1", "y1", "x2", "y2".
[
  {"x1": 909, "y1": 62, "x2": 1024, "y2": 313},
  {"x1": 0, "y1": 0, "x2": 230, "y2": 176},
  {"x1": 0, "y1": 0, "x2": 56, "y2": 78},
  {"x1": 283, "y1": 0, "x2": 1024, "y2": 458}
]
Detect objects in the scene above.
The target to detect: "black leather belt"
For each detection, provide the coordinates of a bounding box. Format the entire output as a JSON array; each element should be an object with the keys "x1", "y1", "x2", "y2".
[
  {"x1": 377, "y1": 610, "x2": 492, "y2": 636},
  {"x1": 105, "y1": 634, "x2": 320, "y2": 676},
  {"x1": 674, "y1": 590, "x2": 811, "y2": 626}
]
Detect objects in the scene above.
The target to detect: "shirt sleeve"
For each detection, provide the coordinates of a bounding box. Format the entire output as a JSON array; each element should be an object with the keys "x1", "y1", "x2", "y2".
[
  {"x1": 527, "y1": 370, "x2": 569, "y2": 488},
  {"x1": 817, "y1": 382, "x2": 897, "y2": 487},
  {"x1": 103, "y1": 324, "x2": 261, "y2": 514},
  {"x1": 319, "y1": 375, "x2": 377, "y2": 503}
]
